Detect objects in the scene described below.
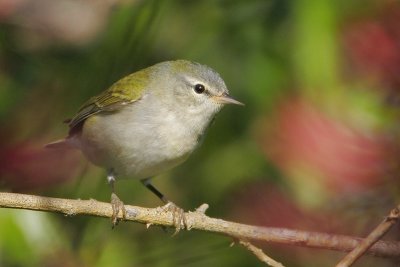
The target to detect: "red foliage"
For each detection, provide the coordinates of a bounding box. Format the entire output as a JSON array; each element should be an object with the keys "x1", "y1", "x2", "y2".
[
  {"x1": 0, "y1": 141, "x2": 81, "y2": 191},
  {"x1": 261, "y1": 100, "x2": 389, "y2": 193},
  {"x1": 343, "y1": 3, "x2": 400, "y2": 90},
  {"x1": 229, "y1": 183, "x2": 343, "y2": 232}
]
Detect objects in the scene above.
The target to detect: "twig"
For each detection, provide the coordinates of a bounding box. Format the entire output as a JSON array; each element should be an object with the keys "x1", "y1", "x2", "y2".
[
  {"x1": 0, "y1": 192, "x2": 399, "y2": 259},
  {"x1": 336, "y1": 205, "x2": 400, "y2": 267},
  {"x1": 239, "y1": 240, "x2": 285, "y2": 267}
]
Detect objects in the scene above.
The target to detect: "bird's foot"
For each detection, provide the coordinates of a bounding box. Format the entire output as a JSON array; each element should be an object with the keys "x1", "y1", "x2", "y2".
[
  {"x1": 111, "y1": 193, "x2": 126, "y2": 228},
  {"x1": 161, "y1": 201, "x2": 187, "y2": 235}
]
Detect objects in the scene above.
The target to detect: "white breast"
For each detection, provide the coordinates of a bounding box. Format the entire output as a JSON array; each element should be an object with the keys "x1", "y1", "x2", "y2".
[{"x1": 78, "y1": 94, "x2": 203, "y2": 179}]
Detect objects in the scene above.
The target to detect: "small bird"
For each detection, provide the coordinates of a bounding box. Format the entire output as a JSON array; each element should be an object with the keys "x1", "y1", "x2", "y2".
[{"x1": 47, "y1": 60, "x2": 243, "y2": 229}]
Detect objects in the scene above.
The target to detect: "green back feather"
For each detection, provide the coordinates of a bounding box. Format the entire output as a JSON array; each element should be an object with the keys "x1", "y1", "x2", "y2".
[{"x1": 68, "y1": 68, "x2": 149, "y2": 134}]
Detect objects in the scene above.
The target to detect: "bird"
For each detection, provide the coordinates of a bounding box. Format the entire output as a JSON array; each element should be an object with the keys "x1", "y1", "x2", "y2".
[{"x1": 46, "y1": 59, "x2": 243, "y2": 230}]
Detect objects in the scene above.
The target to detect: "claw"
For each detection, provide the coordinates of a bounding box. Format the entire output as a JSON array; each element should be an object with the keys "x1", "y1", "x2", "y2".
[
  {"x1": 161, "y1": 202, "x2": 187, "y2": 235},
  {"x1": 111, "y1": 193, "x2": 126, "y2": 228}
]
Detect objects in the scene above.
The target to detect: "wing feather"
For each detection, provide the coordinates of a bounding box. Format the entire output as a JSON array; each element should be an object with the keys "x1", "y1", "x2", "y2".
[{"x1": 68, "y1": 69, "x2": 149, "y2": 135}]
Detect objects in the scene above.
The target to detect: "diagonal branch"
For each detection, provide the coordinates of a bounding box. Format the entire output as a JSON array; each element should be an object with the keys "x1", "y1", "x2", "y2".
[
  {"x1": 336, "y1": 205, "x2": 400, "y2": 267},
  {"x1": 238, "y1": 240, "x2": 285, "y2": 267},
  {"x1": 0, "y1": 192, "x2": 399, "y2": 259}
]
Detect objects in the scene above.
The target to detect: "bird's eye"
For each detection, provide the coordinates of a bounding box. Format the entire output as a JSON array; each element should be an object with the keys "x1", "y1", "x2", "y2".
[{"x1": 194, "y1": 84, "x2": 205, "y2": 94}]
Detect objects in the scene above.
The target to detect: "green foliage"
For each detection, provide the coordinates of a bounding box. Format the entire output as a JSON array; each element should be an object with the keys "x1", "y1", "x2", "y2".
[{"x1": 0, "y1": 0, "x2": 398, "y2": 266}]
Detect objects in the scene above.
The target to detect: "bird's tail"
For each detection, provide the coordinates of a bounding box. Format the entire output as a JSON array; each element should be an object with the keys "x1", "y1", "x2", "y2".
[{"x1": 45, "y1": 139, "x2": 73, "y2": 150}]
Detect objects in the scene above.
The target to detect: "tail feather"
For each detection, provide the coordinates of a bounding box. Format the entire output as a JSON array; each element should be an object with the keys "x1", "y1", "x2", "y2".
[{"x1": 45, "y1": 139, "x2": 72, "y2": 149}]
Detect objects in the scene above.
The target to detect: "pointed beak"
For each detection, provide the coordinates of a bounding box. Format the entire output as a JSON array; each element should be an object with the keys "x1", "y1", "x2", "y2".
[{"x1": 213, "y1": 92, "x2": 244, "y2": 106}]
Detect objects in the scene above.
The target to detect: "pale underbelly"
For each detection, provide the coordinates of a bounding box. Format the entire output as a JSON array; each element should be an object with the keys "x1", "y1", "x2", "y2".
[{"x1": 78, "y1": 114, "x2": 198, "y2": 179}]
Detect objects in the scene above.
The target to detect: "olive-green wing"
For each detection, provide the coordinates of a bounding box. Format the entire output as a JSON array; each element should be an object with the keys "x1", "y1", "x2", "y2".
[{"x1": 68, "y1": 69, "x2": 149, "y2": 134}]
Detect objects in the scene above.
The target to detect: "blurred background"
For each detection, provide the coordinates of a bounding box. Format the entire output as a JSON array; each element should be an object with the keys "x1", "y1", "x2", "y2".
[{"x1": 0, "y1": 0, "x2": 399, "y2": 266}]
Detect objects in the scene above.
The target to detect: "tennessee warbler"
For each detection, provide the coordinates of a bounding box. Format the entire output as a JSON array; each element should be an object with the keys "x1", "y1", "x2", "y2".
[{"x1": 47, "y1": 60, "x2": 243, "y2": 229}]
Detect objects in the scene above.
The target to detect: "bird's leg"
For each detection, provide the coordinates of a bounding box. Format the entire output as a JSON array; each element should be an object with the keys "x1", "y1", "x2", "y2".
[
  {"x1": 107, "y1": 169, "x2": 126, "y2": 228},
  {"x1": 140, "y1": 178, "x2": 187, "y2": 234}
]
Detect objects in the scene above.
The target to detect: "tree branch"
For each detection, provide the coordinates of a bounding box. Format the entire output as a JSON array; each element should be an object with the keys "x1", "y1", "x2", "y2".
[
  {"x1": 336, "y1": 205, "x2": 400, "y2": 267},
  {"x1": 238, "y1": 240, "x2": 285, "y2": 267},
  {"x1": 0, "y1": 192, "x2": 399, "y2": 259}
]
